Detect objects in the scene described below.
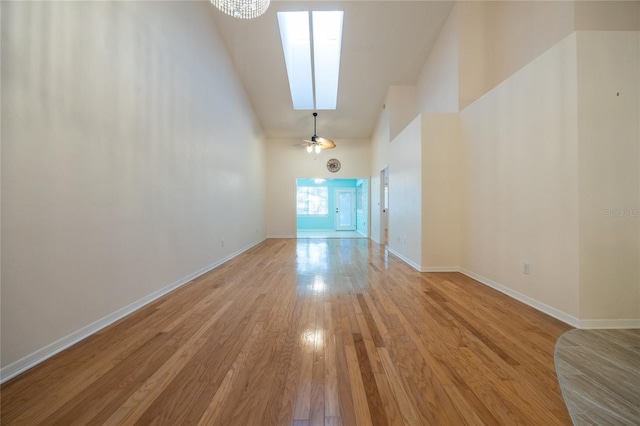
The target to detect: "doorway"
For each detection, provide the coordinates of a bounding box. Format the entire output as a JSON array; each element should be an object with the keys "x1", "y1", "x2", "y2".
[
  {"x1": 381, "y1": 168, "x2": 389, "y2": 245},
  {"x1": 296, "y1": 178, "x2": 368, "y2": 238}
]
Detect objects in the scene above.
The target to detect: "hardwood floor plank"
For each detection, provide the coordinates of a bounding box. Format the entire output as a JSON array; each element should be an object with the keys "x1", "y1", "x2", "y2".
[
  {"x1": 133, "y1": 294, "x2": 268, "y2": 425},
  {"x1": 377, "y1": 347, "x2": 421, "y2": 426},
  {"x1": 41, "y1": 331, "x2": 178, "y2": 425},
  {"x1": 2, "y1": 239, "x2": 580, "y2": 425},
  {"x1": 323, "y1": 301, "x2": 340, "y2": 420},
  {"x1": 310, "y1": 297, "x2": 327, "y2": 426},
  {"x1": 332, "y1": 307, "x2": 358, "y2": 426},
  {"x1": 104, "y1": 299, "x2": 233, "y2": 425},
  {"x1": 195, "y1": 321, "x2": 264, "y2": 425},
  {"x1": 353, "y1": 333, "x2": 388, "y2": 426}
]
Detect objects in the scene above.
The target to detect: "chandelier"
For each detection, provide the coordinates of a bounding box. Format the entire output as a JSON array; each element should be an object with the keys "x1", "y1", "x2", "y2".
[{"x1": 211, "y1": 0, "x2": 270, "y2": 19}]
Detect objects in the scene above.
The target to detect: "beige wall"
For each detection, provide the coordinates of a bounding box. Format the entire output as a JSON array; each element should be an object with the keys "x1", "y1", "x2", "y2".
[
  {"x1": 489, "y1": 1, "x2": 575, "y2": 90},
  {"x1": 265, "y1": 138, "x2": 371, "y2": 238},
  {"x1": 388, "y1": 1, "x2": 639, "y2": 325},
  {"x1": 460, "y1": 33, "x2": 581, "y2": 320},
  {"x1": 415, "y1": 5, "x2": 459, "y2": 114},
  {"x1": 1, "y1": 1, "x2": 266, "y2": 369},
  {"x1": 575, "y1": 1, "x2": 640, "y2": 31},
  {"x1": 377, "y1": 111, "x2": 462, "y2": 272},
  {"x1": 421, "y1": 114, "x2": 461, "y2": 270},
  {"x1": 369, "y1": 104, "x2": 390, "y2": 244},
  {"x1": 577, "y1": 31, "x2": 640, "y2": 323},
  {"x1": 417, "y1": 1, "x2": 578, "y2": 113},
  {"x1": 387, "y1": 86, "x2": 418, "y2": 142},
  {"x1": 458, "y1": 1, "x2": 494, "y2": 110},
  {"x1": 388, "y1": 117, "x2": 423, "y2": 268},
  {"x1": 461, "y1": 35, "x2": 578, "y2": 318}
]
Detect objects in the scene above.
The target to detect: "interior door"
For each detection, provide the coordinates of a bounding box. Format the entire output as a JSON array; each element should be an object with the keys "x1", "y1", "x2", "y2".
[{"x1": 335, "y1": 188, "x2": 356, "y2": 231}]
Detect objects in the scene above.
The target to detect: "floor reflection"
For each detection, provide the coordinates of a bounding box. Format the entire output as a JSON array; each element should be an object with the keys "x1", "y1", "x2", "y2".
[
  {"x1": 308, "y1": 275, "x2": 326, "y2": 294},
  {"x1": 296, "y1": 240, "x2": 329, "y2": 274},
  {"x1": 300, "y1": 328, "x2": 325, "y2": 351},
  {"x1": 295, "y1": 238, "x2": 372, "y2": 295}
]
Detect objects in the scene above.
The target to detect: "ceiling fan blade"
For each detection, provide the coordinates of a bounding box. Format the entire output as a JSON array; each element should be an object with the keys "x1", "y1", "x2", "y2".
[
  {"x1": 293, "y1": 141, "x2": 310, "y2": 146},
  {"x1": 317, "y1": 138, "x2": 336, "y2": 149}
]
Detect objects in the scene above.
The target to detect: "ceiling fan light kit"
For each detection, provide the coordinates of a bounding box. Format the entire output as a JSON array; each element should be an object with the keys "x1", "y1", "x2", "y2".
[
  {"x1": 296, "y1": 112, "x2": 336, "y2": 154},
  {"x1": 211, "y1": 0, "x2": 269, "y2": 19}
]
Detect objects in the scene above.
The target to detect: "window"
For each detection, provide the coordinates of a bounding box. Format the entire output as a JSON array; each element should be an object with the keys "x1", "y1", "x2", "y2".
[{"x1": 297, "y1": 186, "x2": 328, "y2": 215}]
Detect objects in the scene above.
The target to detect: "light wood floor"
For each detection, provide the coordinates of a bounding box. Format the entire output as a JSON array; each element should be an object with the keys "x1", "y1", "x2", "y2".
[
  {"x1": 555, "y1": 329, "x2": 640, "y2": 425},
  {"x1": 1, "y1": 238, "x2": 573, "y2": 425}
]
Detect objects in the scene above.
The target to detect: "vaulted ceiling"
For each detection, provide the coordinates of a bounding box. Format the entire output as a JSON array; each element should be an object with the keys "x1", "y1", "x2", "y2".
[{"x1": 211, "y1": 1, "x2": 454, "y2": 141}]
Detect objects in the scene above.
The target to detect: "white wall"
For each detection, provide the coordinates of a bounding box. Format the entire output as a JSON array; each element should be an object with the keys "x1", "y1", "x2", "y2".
[
  {"x1": 460, "y1": 33, "x2": 581, "y2": 320},
  {"x1": 1, "y1": 1, "x2": 265, "y2": 371},
  {"x1": 576, "y1": 31, "x2": 640, "y2": 323},
  {"x1": 265, "y1": 138, "x2": 371, "y2": 238},
  {"x1": 388, "y1": 117, "x2": 422, "y2": 268}
]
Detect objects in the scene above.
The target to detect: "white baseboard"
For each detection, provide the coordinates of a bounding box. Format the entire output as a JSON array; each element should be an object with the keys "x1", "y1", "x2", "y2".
[
  {"x1": 459, "y1": 269, "x2": 581, "y2": 328},
  {"x1": 0, "y1": 238, "x2": 266, "y2": 384},
  {"x1": 579, "y1": 319, "x2": 640, "y2": 329},
  {"x1": 386, "y1": 248, "x2": 422, "y2": 271},
  {"x1": 421, "y1": 266, "x2": 460, "y2": 273}
]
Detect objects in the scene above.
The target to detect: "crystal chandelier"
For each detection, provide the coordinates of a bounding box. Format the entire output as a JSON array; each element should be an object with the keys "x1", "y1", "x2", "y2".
[{"x1": 211, "y1": 0, "x2": 270, "y2": 19}]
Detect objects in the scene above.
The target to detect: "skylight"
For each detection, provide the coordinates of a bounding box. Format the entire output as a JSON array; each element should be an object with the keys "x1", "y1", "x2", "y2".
[
  {"x1": 312, "y1": 12, "x2": 343, "y2": 109},
  {"x1": 277, "y1": 11, "x2": 344, "y2": 110},
  {"x1": 277, "y1": 12, "x2": 314, "y2": 110}
]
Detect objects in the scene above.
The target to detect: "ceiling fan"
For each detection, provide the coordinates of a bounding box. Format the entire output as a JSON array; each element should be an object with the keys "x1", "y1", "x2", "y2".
[{"x1": 295, "y1": 112, "x2": 336, "y2": 153}]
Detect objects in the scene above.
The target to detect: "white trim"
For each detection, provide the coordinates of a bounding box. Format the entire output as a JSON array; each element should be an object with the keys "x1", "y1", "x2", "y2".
[
  {"x1": 459, "y1": 268, "x2": 581, "y2": 328},
  {"x1": 421, "y1": 266, "x2": 460, "y2": 273},
  {"x1": 387, "y1": 247, "x2": 422, "y2": 272},
  {"x1": 370, "y1": 236, "x2": 381, "y2": 245},
  {"x1": 0, "y1": 238, "x2": 265, "y2": 384},
  {"x1": 579, "y1": 319, "x2": 640, "y2": 329}
]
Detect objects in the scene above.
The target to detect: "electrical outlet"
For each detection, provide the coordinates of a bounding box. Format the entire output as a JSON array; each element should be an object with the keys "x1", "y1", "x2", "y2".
[
  {"x1": 221, "y1": 239, "x2": 225, "y2": 248},
  {"x1": 523, "y1": 263, "x2": 530, "y2": 275}
]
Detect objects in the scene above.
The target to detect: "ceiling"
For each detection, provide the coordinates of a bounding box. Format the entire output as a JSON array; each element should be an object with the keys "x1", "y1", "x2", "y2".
[{"x1": 210, "y1": 1, "x2": 454, "y2": 141}]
